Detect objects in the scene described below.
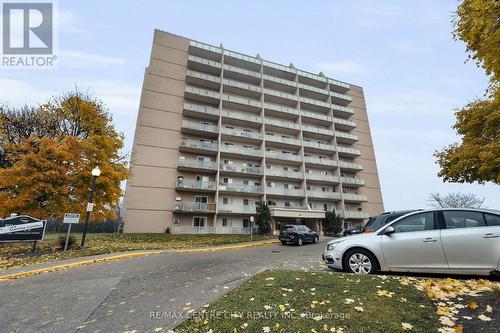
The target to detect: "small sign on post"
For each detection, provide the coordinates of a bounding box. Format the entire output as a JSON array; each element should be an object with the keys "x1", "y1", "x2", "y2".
[
  {"x1": 63, "y1": 213, "x2": 80, "y2": 251},
  {"x1": 86, "y1": 203, "x2": 94, "y2": 212}
]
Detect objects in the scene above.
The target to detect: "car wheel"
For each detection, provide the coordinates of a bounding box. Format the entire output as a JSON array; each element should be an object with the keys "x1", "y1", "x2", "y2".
[
  {"x1": 343, "y1": 249, "x2": 377, "y2": 275},
  {"x1": 281, "y1": 241, "x2": 287, "y2": 245},
  {"x1": 297, "y1": 238, "x2": 303, "y2": 246},
  {"x1": 313, "y1": 236, "x2": 319, "y2": 244}
]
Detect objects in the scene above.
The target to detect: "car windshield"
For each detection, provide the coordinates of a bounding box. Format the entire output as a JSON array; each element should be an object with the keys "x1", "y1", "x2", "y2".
[{"x1": 362, "y1": 216, "x2": 384, "y2": 232}]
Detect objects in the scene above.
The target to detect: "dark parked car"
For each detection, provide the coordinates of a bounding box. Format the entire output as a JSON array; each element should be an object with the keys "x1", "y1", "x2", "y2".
[
  {"x1": 279, "y1": 224, "x2": 319, "y2": 246},
  {"x1": 359, "y1": 210, "x2": 421, "y2": 233}
]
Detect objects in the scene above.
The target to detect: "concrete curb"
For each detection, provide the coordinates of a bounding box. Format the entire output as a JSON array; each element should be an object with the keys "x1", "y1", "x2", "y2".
[{"x1": 0, "y1": 240, "x2": 279, "y2": 281}]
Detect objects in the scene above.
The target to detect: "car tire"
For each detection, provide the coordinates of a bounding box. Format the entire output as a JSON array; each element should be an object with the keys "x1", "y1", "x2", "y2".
[
  {"x1": 296, "y1": 238, "x2": 303, "y2": 246},
  {"x1": 343, "y1": 249, "x2": 378, "y2": 275},
  {"x1": 313, "y1": 236, "x2": 319, "y2": 244},
  {"x1": 281, "y1": 241, "x2": 287, "y2": 245}
]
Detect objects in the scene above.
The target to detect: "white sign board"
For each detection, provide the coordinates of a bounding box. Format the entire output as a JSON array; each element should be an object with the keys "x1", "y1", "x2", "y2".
[
  {"x1": 86, "y1": 203, "x2": 94, "y2": 212},
  {"x1": 63, "y1": 213, "x2": 80, "y2": 224}
]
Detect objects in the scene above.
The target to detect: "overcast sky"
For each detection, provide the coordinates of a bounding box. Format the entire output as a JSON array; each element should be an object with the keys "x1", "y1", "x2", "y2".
[{"x1": 2, "y1": 0, "x2": 498, "y2": 210}]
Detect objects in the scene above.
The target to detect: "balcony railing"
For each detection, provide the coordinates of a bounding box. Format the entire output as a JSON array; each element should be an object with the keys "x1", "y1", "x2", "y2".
[
  {"x1": 267, "y1": 187, "x2": 305, "y2": 197},
  {"x1": 188, "y1": 55, "x2": 221, "y2": 69},
  {"x1": 266, "y1": 151, "x2": 302, "y2": 162},
  {"x1": 336, "y1": 131, "x2": 358, "y2": 142},
  {"x1": 307, "y1": 190, "x2": 341, "y2": 200},
  {"x1": 304, "y1": 156, "x2": 338, "y2": 167},
  {"x1": 222, "y1": 94, "x2": 261, "y2": 108},
  {"x1": 337, "y1": 146, "x2": 361, "y2": 156},
  {"x1": 263, "y1": 74, "x2": 296, "y2": 88},
  {"x1": 298, "y1": 83, "x2": 329, "y2": 96},
  {"x1": 218, "y1": 204, "x2": 256, "y2": 214},
  {"x1": 220, "y1": 163, "x2": 263, "y2": 175},
  {"x1": 302, "y1": 125, "x2": 333, "y2": 136},
  {"x1": 339, "y1": 161, "x2": 363, "y2": 171},
  {"x1": 185, "y1": 86, "x2": 221, "y2": 99},
  {"x1": 297, "y1": 70, "x2": 327, "y2": 84},
  {"x1": 179, "y1": 139, "x2": 218, "y2": 152},
  {"x1": 264, "y1": 88, "x2": 298, "y2": 101},
  {"x1": 331, "y1": 104, "x2": 354, "y2": 115},
  {"x1": 265, "y1": 118, "x2": 300, "y2": 130},
  {"x1": 264, "y1": 103, "x2": 299, "y2": 116},
  {"x1": 328, "y1": 78, "x2": 350, "y2": 90},
  {"x1": 337, "y1": 210, "x2": 369, "y2": 219},
  {"x1": 223, "y1": 64, "x2": 261, "y2": 79},
  {"x1": 300, "y1": 96, "x2": 331, "y2": 110},
  {"x1": 181, "y1": 120, "x2": 219, "y2": 134},
  {"x1": 220, "y1": 145, "x2": 263, "y2": 158},
  {"x1": 341, "y1": 177, "x2": 365, "y2": 186},
  {"x1": 175, "y1": 179, "x2": 217, "y2": 191},
  {"x1": 173, "y1": 202, "x2": 216, "y2": 213},
  {"x1": 189, "y1": 41, "x2": 222, "y2": 54},
  {"x1": 223, "y1": 78, "x2": 262, "y2": 93},
  {"x1": 301, "y1": 110, "x2": 331, "y2": 123},
  {"x1": 342, "y1": 193, "x2": 368, "y2": 202},
  {"x1": 305, "y1": 173, "x2": 339, "y2": 183},
  {"x1": 218, "y1": 183, "x2": 263, "y2": 194},
  {"x1": 302, "y1": 140, "x2": 335, "y2": 151},
  {"x1": 265, "y1": 135, "x2": 301, "y2": 146},
  {"x1": 177, "y1": 158, "x2": 217, "y2": 170},
  {"x1": 221, "y1": 127, "x2": 262, "y2": 140},
  {"x1": 223, "y1": 50, "x2": 260, "y2": 65},
  {"x1": 333, "y1": 117, "x2": 356, "y2": 129},
  {"x1": 266, "y1": 169, "x2": 302, "y2": 179},
  {"x1": 221, "y1": 110, "x2": 262, "y2": 123},
  {"x1": 263, "y1": 60, "x2": 296, "y2": 74},
  {"x1": 184, "y1": 102, "x2": 220, "y2": 116},
  {"x1": 186, "y1": 69, "x2": 221, "y2": 84}
]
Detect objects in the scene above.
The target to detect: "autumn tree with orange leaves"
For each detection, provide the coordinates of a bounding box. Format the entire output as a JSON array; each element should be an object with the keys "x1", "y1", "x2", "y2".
[{"x1": 0, "y1": 91, "x2": 129, "y2": 221}]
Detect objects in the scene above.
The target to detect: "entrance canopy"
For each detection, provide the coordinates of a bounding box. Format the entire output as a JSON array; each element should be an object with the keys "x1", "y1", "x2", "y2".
[{"x1": 270, "y1": 207, "x2": 326, "y2": 220}]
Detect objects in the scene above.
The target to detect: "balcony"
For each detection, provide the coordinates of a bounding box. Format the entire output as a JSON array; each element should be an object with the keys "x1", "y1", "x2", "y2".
[
  {"x1": 173, "y1": 201, "x2": 216, "y2": 213},
  {"x1": 181, "y1": 120, "x2": 219, "y2": 137},
  {"x1": 222, "y1": 94, "x2": 261, "y2": 112},
  {"x1": 264, "y1": 102, "x2": 299, "y2": 119},
  {"x1": 343, "y1": 193, "x2": 368, "y2": 203},
  {"x1": 302, "y1": 124, "x2": 334, "y2": 137},
  {"x1": 218, "y1": 204, "x2": 256, "y2": 214},
  {"x1": 221, "y1": 109, "x2": 262, "y2": 125},
  {"x1": 265, "y1": 118, "x2": 300, "y2": 131},
  {"x1": 266, "y1": 187, "x2": 305, "y2": 197},
  {"x1": 339, "y1": 161, "x2": 363, "y2": 172},
  {"x1": 337, "y1": 146, "x2": 361, "y2": 158},
  {"x1": 266, "y1": 151, "x2": 302, "y2": 163},
  {"x1": 220, "y1": 145, "x2": 263, "y2": 159},
  {"x1": 328, "y1": 78, "x2": 350, "y2": 94},
  {"x1": 220, "y1": 163, "x2": 263, "y2": 176},
  {"x1": 263, "y1": 74, "x2": 296, "y2": 89},
  {"x1": 333, "y1": 117, "x2": 356, "y2": 130},
  {"x1": 183, "y1": 102, "x2": 219, "y2": 120},
  {"x1": 263, "y1": 60, "x2": 296, "y2": 75},
  {"x1": 264, "y1": 88, "x2": 298, "y2": 106},
  {"x1": 305, "y1": 173, "x2": 339, "y2": 184},
  {"x1": 307, "y1": 190, "x2": 341, "y2": 200},
  {"x1": 298, "y1": 83, "x2": 330, "y2": 97},
  {"x1": 218, "y1": 183, "x2": 263, "y2": 195},
  {"x1": 336, "y1": 131, "x2": 358, "y2": 144},
  {"x1": 221, "y1": 127, "x2": 262, "y2": 142},
  {"x1": 223, "y1": 78, "x2": 262, "y2": 97},
  {"x1": 338, "y1": 210, "x2": 369, "y2": 219},
  {"x1": 223, "y1": 64, "x2": 261, "y2": 84},
  {"x1": 330, "y1": 91, "x2": 352, "y2": 106},
  {"x1": 189, "y1": 41, "x2": 222, "y2": 55},
  {"x1": 175, "y1": 179, "x2": 217, "y2": 192},
  {"x1": 179, "y1": 139, "x2": 218, "y2": 155},
  {"x1": 185, "y1": 86, "x2": 220, "y2": 104},
  {"x1": 186, "y1": 69, "x2": 221, "y2": 89},
  {"x1": 265, "y1": 135, "x2": 301, "y2": 147},
  {"x1": 331, "y1": 104, "x2": 354, "y2": 118},
  {"x1": 341, "y1": 177, "x2": 366, "y2": 187},
  {"x1": 187, "y1": 55, "x2": 221, "y2": 75},
  {"x1": 266, "y1": 168, "x2": 302, "y2": 180},
  {"x1": 301, "y1": 110, "x2": 332, "y2": 125},
  {"x1": 300, "y1": 96, "x2": 331, "y2": 112},
  {"x1": 177, "y1": 158, "x2": 217, "y2": 172},
  {"x1": 302, "y1": 140, "x2": 335, "y2": 153},
  {"x1": 304, "y1": 156, "x2": 338, "y2": 169}
]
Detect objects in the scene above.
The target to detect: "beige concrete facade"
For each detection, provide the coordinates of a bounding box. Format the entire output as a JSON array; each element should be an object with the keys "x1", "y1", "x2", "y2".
[{"x1": 123, "y1": 29, "x2": 384, "y2": 233}]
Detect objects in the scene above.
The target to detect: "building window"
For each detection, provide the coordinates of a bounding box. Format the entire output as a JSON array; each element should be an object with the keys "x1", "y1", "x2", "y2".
[
  {"x1": 222, "y1": 218, "x2": 230, "y2": 227},
  {"x1": 193, "y1": 217, "x2": 206, "y2": 227},
  {"x1": 222, "y1": 197, "x2": 229, "y2": 205},
  {"x1": 243, "y1": 218, "x2": 250, "y2": 228},
  {"x1": 243, "y1": 199, "x2": 249, "y2": 206}
]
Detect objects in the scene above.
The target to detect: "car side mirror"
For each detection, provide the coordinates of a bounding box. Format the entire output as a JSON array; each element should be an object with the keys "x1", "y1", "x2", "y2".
[{"x1": 384, "y1": 226, "x2": 395, "y2": 235}]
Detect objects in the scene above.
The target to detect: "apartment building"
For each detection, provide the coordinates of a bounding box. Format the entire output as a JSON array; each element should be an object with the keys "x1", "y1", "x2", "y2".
[{"x1": 123, "y1": 30, "x2": 384, "y2": 234}]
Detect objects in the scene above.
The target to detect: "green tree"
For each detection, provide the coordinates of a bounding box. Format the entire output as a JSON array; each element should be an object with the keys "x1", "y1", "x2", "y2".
[
  {"x1": 435, "y1": 0, "x2": 500, "y2": 184},
  {"x1": 323, "y1": 210, "x2": 342, "y2": 236},
  {"x1": 255, "y1": 202, "x2": 272, "y2": 235},
  {"x1": 0, "y1": 90, "x2": 129, "y2": 220}
]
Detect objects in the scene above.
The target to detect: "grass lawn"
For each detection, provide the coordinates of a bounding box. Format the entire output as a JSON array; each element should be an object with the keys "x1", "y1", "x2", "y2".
[
  {"x1": 0, "y1": 233, "x2": 268, "y2": 270},
  {"x1": 175, "y1": 270, "x2": 440, "y2": 333}
]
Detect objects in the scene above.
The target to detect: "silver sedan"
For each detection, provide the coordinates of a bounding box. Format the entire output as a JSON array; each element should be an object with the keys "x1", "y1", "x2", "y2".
[{"x1": 322, "y1": 208, "x2": 500, "y2": 275}]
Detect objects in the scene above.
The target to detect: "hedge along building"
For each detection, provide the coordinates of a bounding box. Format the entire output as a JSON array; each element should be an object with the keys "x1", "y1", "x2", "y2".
[{"x1": 123, "y1": 30, "x2": 384, "y2": 234}]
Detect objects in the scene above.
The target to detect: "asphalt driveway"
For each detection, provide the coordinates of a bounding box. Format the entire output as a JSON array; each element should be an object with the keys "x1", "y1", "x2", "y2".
[{"x1": 0, "y1": 239, "x2": 330, "y2": 333}]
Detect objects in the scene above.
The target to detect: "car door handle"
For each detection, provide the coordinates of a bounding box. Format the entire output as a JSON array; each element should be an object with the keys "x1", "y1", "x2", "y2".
[
  {"x1": 423, "y1": 238, "x2": 437, "y2": 243},
  {"x1": 483, "y1": 233, "x2": 500, "y2": 239}
]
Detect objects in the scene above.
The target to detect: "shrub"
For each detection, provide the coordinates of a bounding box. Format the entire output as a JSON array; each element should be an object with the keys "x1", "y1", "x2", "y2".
[{"x1": 57, "y1": 235, "x2": 77, "y2": 250}]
